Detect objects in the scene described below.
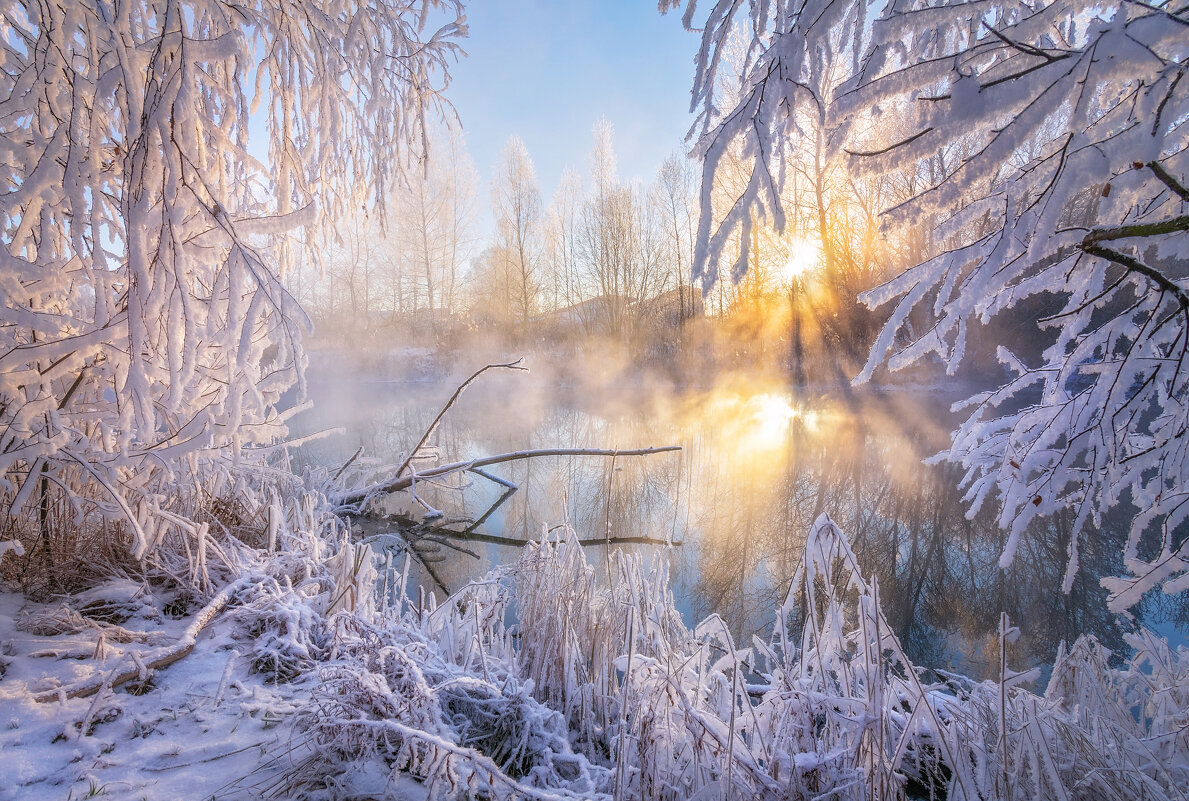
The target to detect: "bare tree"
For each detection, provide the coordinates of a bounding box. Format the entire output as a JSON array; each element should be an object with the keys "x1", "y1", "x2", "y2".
[
  {"x1": 437, "y1": 129, "x2": 481, "y2": 321},
  {"x1": 490, "y1": 137, "x2": 543, "y2": 332},
  {"x1": 543, "y1": 169, "x2": 585, "y2": 315},
  {"x1": 281, "y1": 125, "x2": 477, "y2": 345},
  {"x1": 654, "y1": 154, "x2": 700, "y2": 321},
  {"x1": 577, "y1": 120, "x2": 667, "y2": 341},
  {"x1": 466, "y1": 244, "x2": 522, "y2": 331},
  {"x1": 395, "y1": 126, "x2": 480, "y2": 337}
]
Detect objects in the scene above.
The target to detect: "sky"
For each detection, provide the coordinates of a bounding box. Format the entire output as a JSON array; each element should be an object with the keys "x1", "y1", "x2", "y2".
[{"x1": 447, "y1": 0, "x2": 703, "y2": 233}]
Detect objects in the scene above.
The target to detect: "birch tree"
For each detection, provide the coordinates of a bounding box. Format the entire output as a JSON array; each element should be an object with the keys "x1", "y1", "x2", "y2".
[
  {"x1": 654, "y1": 153, "x2": 700, "y2": 322},
  {"x1": 490, "y1": 136, "x2": 543, "y2": 329},
  {"x1": 0, "y1": 0, "x2": 464, "y2": 574},
  {"x1": 543, "y1": 168, "x2": 585, "y2": 316},
  {"x1": 577, "y1": 120, "x2": 667, "y2": 340},
  {"x1": 396, "y1": 126, "x2": 479, "y2": 335}
]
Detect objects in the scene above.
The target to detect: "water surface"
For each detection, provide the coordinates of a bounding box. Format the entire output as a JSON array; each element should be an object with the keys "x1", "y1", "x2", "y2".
[{"x1": 293, "y1": 362, "x2": 1136, "y2": 677}]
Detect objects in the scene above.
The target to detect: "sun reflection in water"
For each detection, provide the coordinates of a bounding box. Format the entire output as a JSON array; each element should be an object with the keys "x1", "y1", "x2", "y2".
[
  {"x1": 698, "y1": 388, "x2": 808, "y2": 463},
  {"x1": 749, "y1": 393, "x2": 799, "y2": 441}
]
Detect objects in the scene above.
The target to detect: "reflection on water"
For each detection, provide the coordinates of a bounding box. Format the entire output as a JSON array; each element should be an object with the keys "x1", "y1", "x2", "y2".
[{"x1": 294, "y1": 367, "x2": 1132, "y2": 678}]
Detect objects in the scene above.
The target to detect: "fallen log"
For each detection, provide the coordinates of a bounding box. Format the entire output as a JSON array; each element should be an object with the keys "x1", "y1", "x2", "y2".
[
  {"x1": 392, "y1": 359, "x2": 526, "y2": 481},
  {"x1": 363, "y1": 512, "x2": 684, "y2": 551},
  {"x1": 34, "y1": 576, "x2": 252, "y2": 703}
]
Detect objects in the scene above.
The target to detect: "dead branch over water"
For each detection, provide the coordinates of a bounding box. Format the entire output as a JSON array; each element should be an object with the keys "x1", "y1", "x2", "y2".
[{"x1": 339, "y1": 445, "x2": 682, "y2": 507}]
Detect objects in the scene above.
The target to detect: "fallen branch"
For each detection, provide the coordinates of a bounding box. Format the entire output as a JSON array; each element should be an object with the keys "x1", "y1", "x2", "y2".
[
  {"x1": 459, "y1": 468, "x2": 517, "y2": 534},
  {"x1": 34, "y1": 576, "x2": 253, "y2": 703},
  {"x1": 414, "y1": 528, "x2": 682, "y2": 550},
  {"x1": 393, "y1": 359, "x2": 527, "y2": 481},
  {"x1": 336, "y1": 445, "x2": 681, "y2": 508},
  {"x1": 331, "y1": 445, "x2": 364, "y2": 482},
  {"x1": 328, "y1": 716, "x2": 585, "y2": 801},
  {"x1": 366, "y1": 516, "x2": 682, "y2": 550}
]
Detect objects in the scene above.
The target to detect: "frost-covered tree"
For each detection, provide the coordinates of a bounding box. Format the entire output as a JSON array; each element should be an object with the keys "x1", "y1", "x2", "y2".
[
  {"x1": 288, "y1": 126, "x2": 478, "y2": 342},
  {"x1": 399, "y1": 126, "x2": 479, "y2": 332},
  {"x1": 490, "y1": 136, "x2": 543, "y2": 328},
  {"x1": 677, "y1": 0, "x2": 1189, "y2": 610},
  {"x1": 577, "y1": 120, "x2": 667, "y2": 339},
  {"x1": 0, "y1": 0, "x2": 463, "y2": 577},
  {"x1": 543, "y1": 168, "x2": 585, "y2": 315},
  {"x1": 654, "y1": 153, "x2": 700, "y2": 321}
]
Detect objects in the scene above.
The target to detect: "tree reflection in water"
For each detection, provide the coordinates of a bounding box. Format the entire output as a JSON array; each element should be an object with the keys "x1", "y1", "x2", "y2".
[{"x1": 299, "y1": 373, "x2": 1135, "y2": 678}]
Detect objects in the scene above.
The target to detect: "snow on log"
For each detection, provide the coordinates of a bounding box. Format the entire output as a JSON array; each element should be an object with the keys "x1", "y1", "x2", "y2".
[
  {"x1": 336, "y1": 445, "x2": 681, "y2": 508},
  {"x1": 34, "y1": 577, "x2": 254, "y2": 703}
]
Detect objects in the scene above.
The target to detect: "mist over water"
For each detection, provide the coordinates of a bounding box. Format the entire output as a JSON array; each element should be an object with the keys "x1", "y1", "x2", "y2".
[{"x1": 291, "y1": 348, "x2": 1148, "y2": 680}]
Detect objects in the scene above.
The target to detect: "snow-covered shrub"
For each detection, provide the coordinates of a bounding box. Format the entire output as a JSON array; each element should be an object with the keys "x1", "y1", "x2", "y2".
[
  {"x1": 510, "y1": 529, "x2": 691, "y2": 748},
  {"x1": 0, "y1": 473, "x2": 132, "y2": 596},
  {"x1": 498, "y1": 515, "x2": 1188, "y2": 800},
  {"x1": 742, "y1": 515, "x2": 1189, "y2": 801},
  {"x1": 437, "y1": 678, "x2": 573, "y2": 780},
  {"x1": 305, "y1": 661, "x2": 447, "y2": 777},
  {"x1": 506, "y1": 529, "x2": 777, "y2": 799},
  {"x1": 419, "y1": 576, "x2": 516, "y2": 674},
  {"x1": 291, "y1": 605, "x2": 611, "y2": 800},
  {"x1": 231, "y1": 577, "x2": 332, "y2": 684},
  {"x1": 1037, "y1": 629, "x2": 1189, "y2": 799}
]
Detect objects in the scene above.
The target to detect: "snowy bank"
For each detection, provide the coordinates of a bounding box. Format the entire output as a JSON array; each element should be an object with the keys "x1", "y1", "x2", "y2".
[{"x1": 1, "y1": 514, "x2": 1186, "y2": 800}]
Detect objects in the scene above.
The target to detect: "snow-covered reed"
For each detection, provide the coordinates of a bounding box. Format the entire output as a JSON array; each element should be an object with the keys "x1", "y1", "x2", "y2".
[
  {"x1": 48, "y1": 482, "x2": 1177, "y2": 801},
  {"x1": 446, "y1": 515, "x2": 1187, "y2": 800}
]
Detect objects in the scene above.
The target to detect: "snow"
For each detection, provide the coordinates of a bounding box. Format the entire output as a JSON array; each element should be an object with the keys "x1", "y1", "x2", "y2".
[
  {"x1": 680, "y1": 0, "x2": 1189, "y2": 608},
  {"x1": 0, "y1": 587, "x2": 307, "y2": 801},
  {"x1": 2, "y1": 514, "x2": 1186, "y2": 800}
]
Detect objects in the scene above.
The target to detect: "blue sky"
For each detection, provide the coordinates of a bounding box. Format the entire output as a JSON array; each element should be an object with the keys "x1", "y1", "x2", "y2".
[{"x1": 447, "y1": 0, "x2": 702, "y2": 222}]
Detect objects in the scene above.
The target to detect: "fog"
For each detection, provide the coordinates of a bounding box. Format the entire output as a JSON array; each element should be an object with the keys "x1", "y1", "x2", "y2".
[
  {"x1": 290, "y1": 334, "x2": 1144, "y2": 680},
  {"x1": 275, "y1": 118, "x2": 1180, "y2": 681}
]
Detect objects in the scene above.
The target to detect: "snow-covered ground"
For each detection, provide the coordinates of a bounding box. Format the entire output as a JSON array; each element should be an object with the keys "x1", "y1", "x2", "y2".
[
  {"x1": 0, "y1": 582, "x2": 313, "y2": 800},
  {"x1": 0, "y1": 531, "x2": 612, "y2": 801},
  {"x1": 2, "y1": 516, "x2": 1186, "y2": 801}
]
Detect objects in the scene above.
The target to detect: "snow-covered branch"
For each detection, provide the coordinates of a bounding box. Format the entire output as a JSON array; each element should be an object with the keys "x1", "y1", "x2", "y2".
[
  {"x1": 0, "y1": 0, "x2": 465, "y2": 579},
  {"x1": 680, "y1": 0, "x2": 1189, "y2": 607}
]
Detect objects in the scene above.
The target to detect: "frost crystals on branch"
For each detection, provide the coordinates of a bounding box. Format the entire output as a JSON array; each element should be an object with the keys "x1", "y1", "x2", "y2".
[
  {"x1": 0, "y1": 0, "x2": 465, "y2": 579},
  {"x1": 677, "y1": 0, "x2": 1189, "y2": 609}
]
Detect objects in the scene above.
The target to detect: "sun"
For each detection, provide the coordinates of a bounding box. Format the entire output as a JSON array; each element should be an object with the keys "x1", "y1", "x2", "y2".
[{"x1": 777, "y1": 236, "x2": 822, "y2": 285}]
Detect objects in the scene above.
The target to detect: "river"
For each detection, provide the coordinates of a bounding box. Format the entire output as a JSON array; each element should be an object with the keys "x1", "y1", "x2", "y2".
[{"x1": 291, "y1": 357, "x2": 1145, "y2": 678}]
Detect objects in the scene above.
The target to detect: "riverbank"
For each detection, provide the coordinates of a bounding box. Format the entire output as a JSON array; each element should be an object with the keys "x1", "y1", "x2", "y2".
[{"x1": 2, "y1": 512, "x2": 1184, "y2": 800}]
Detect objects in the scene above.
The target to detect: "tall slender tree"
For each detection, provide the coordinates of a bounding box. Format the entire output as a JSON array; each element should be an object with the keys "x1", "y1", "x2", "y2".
[{"x1": 490, "y1": 137, "x2": 543, "y2": 331}]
